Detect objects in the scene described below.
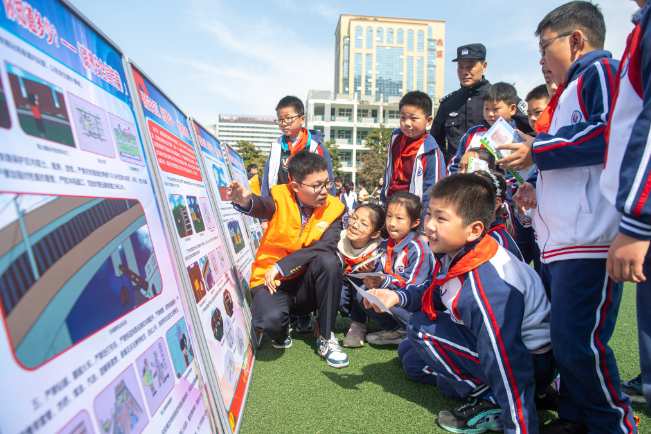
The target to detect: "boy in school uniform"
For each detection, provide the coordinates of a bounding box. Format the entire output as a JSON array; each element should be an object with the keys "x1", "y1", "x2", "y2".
[
  {"x1": 247, "y1": 163, "x2": 262, "y2": 196},
  {"x1": 366, "y1": 174, "x2": 555, "y2": 433},
  {"x1": 263, "y1": 95, "x2": 336, "y2": 332},
  {"x1": 601, "y1": 0, "x2": 651, "y2": 409},
  {"x1": 496, "y1": 2, "x2": 637, "y2": 432},
  {"x1": 227, "y1": 151, "x2": 349, "y2": 368},
  {"x1": 447, "y1": 82, "x2": 520, "y2": 175},
  {"x1": 262, "y1": 96, "x2": 336, "y2": 197},
  {"x1": 380, "y1": 91, "x2": 447, "y2": 226}
]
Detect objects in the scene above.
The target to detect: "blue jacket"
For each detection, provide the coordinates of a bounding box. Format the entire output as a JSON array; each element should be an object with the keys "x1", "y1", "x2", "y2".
[
  {"x1": 261, "y1": 129, "x2": 336, "y2": 197},
  {"x1": 380, "y1": 129, "x2": 447, "y2": 224},
  {"x1": 488, "y1": 219, "x2": 523, "y2": 261},
  {"x1": 375, "y1": 231, "x2": 434, "y2": 291},
  {"x1": 601, "y1": 2, "x2": 651, "y2": 241}
]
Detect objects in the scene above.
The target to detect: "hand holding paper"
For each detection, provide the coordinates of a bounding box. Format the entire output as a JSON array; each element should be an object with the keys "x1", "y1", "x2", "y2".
[
  {"x1": 495, "y1": 131, "x2": 535, "y2": 172},
  {"x1": 364, "y1": 275, "x2": 385, "y2": 289},
  {"x1": 355, "y1": 260, "x2": 376, "y2": 273},
  {"x1": 348, "y1": 280, "x2": 395, "y2": 314},
  {"x1": 362, "y1": 288, "x2": 400, "y2": 314}
]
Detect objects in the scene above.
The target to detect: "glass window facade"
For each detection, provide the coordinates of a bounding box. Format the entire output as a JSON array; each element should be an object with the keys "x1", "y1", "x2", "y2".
[
  {"x1": 417, "y1": 30, "x2": 424, "y2": 52},
  {"x1": 343, "y1": 37, "x2": 350, "y2": 93},
  {"x1": 397, "y1": 29, "x2": 403, "y2": 44},
  {"x1": 417, "y1": 57, "x2": 424, "y2": 91},
  {"x1": 355, "y1": 26, "x2": 362, "y2": 48},
  {"x1": 376, "y1": 27, "x2": 383, "y2": 43},
  {"x1": 427, "y1": 35, "x2": 437, "y2": 99},
  {"x1": 365, "y1": 53, "x2": 373, "y2": 95},
  {"x1": 354, "y1": 53, "x2": 362, "y2": 98},
  {"x1": 406, "y1": 56, "x2": 413, "y2": 92},
  {"x1": 387, "y1": 28, "x2": 393, "y2": 43},
  {"x1": 375, "y1": 46, "x2": 404, "y2": 99},
  {"x1": 428, "y1": 27, "x2": 432, "y2": 38},
  {"x1": 407, "y1": 30, "x2": 414, "y2": 51},
  {"x1": 366, "y1": 27, "x2": 373, "y2": 49}
]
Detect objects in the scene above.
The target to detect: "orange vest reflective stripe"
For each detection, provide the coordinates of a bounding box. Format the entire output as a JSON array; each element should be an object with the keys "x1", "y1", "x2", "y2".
[
  {"x1": 249, "y1": 184, "x2": 345, "y2": 288},
  {"x1": 249, "y1": 175, "x2": 261, "y2": 196}
]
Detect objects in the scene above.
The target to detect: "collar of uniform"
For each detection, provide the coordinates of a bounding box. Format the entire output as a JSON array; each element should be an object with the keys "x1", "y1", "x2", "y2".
[
  {"x1": 391, "y1": 230, "x2": 417, "y2": 255},
  {"x1": 468, "y1": 76, "x2": 489, "y2": 95},
  {"x1": 634, "y1": 1, "x2": 650, "y2": 24},
  {"x1": 433, "y1": 235, "x2": 484, "y2": 278}
]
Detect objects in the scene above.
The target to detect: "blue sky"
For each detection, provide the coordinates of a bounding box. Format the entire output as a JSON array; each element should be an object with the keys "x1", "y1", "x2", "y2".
[{"x1": 69, "y1": 0, "x2": 639, "y2": 129}]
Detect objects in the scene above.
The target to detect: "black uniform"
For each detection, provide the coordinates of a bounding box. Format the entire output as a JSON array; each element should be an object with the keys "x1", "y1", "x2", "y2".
[{"x1": 431, "y1": 76, "x2": 534, "y2": 163}]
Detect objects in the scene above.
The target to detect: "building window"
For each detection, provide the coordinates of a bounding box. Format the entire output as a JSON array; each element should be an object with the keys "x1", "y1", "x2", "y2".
[
  {"x1": 366, "y1": 27, "x2": 373, "y2": 49},
  {"x1": 407, "y1": 30, "x2": 414, "y2": 51},
  {"x1": 338, "y1": 108, "x2": 352, "y2": 117},
  {"x1": 358, "y1": 109, "x2": 369, "y2": 117},
  {"x1": 376, "y1": 27, "x2": 383, "y2": 43},
  {"x1": 355, "y1": 26, "x2": 362, "y2": 48},
  {"x1": 397, "y1": 29, "x2": 403, "y2": 44},
  {"x1": 365, "y1": 53, "x2": 373, "y2": 95},
  {"x1": 354, "y1": 53, "x2": 362, "y2": 98},
  {"x1": 387, "y1": 28, "x2": 393, "y2": 44},
  {"x1": 337, "y1": 130, "x2": 352, "y2": 139},
  {"x1": 417, "y1": 30, "x2": 424, "y2": 52},
  {"x1": 339, "y1": 151, "x2": 352, "y2": 167},
  {"x1": 343, "y1": 37, "x2": 350, "y2": 93},
  {"x1": 417, "y1": 57, "x2": 424, "y2": 92},
  {"x1": 428, "y1": 27, "x2": 432, "y2": 39},
  {"x1": 406, "y1": 56, "x2": 413, "y2": 92},
  {"x1": 387, "y1": 110, "x2": 399, "y2": 119},
  {"x1": 375, "y1": 46, "x2": 404, "y2": 99}
]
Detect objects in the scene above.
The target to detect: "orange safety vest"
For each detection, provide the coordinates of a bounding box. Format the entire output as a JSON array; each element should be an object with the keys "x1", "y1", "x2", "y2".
[
  {"x1": 250, "y1": 184, "x2": 345, "y2": 288},
  {"x1": 248, "y1": 175, "x2": 261, "y2": 196}
]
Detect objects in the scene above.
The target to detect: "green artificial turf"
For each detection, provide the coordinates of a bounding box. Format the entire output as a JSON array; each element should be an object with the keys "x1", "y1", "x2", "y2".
[{"x1": 240, "y1": 283, "x2": 650, "y2": 434}]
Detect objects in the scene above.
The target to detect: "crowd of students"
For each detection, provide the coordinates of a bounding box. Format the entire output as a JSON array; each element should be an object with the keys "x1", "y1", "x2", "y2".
[{"x1": 226, "y1": 1, "x2": 651, "y2": 432}]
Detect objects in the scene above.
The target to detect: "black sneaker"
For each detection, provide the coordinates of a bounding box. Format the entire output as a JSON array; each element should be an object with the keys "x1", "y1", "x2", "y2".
[
  {"x1": 296, "y1": 314, "x2": 314, "y2": 333},
  {"x1": 534, "y1": 381, "x2": 559, "y2": 409},
  {"x1": 437, "y1": 398, "x2": 504, "y2": 433},
  {"x1": 539, "y1": 417, "x2": 589, "y2": 434}
]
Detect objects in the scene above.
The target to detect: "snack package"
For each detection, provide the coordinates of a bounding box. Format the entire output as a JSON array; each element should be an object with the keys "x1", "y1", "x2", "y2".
[{"x1": 479, "y1": 117, "x2": 536, "y2": 184}]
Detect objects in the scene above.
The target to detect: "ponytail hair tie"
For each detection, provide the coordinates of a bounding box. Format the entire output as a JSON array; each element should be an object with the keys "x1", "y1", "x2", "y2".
[{"x1": 488, "y1": 172, "x2": 502, "y2": 198}]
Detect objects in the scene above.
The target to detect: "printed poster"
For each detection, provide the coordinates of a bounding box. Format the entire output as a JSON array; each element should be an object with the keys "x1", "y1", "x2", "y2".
[
  {"x1": 0, "y1": 2, "x2": 211, "y2": 434},
  {"x1": 131, "y1": 67, "x2": 254, "y2": 432},
  {"x1": 194, "y1": 125, "x2": 256, "y2": 291}
]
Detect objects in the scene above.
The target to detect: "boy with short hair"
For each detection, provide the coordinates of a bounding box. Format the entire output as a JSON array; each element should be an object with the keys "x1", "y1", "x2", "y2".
[
  {"x1": 525, "y1": 84, "x2": 551, "y2": 132},
  {"x1": 447, "y1": 82, "x2": 519, "y2": 175},
  {"x1": 262, "y1": 96, "x2": 336, "y2": 197},
  {"x1": 228, "y1": 151, "x2": 349, "y2": 368},
  {"x1": 601, "y1": 0, "x2": 651, "y2": 410},
  {"x1": 367, "y1": 174, "x2": 555, "y2": 433},
  {"x1": 380, "y1": 90, "x2": 447, "y2": 225},
  {"x1": 496, "y1": 2, "x2": 637, "y2": 432}
]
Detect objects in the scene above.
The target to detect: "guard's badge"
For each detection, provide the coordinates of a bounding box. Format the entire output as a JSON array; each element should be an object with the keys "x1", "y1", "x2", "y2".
[
  {"x1": 461, "y1": 49, "x2": 469, "y2": 55},
  {"x1": 518, "y1": 100, "x2": 528, "y2": 115},
  {"x1": 449, "y1": 112, "x2": 458, "y2": 117}
]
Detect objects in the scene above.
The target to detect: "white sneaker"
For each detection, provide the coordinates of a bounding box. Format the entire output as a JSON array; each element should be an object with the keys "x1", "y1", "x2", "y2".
[
  {"x1": 366, "y1": 329, "x2": 406, "y2": 345},
  {"x1": 343, "y1": 321, "x2": 367, "y2": 348},
  {"x1": 317, "y1": 333, "x2": 349, "y2": 368}
]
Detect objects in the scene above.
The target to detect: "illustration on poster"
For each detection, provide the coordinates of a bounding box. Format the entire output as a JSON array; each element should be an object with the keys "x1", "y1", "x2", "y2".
[
  {"x1": 223, "y1": 290, "x2": 234, "y2": 317},
  {"x1": 68, "y1": 92, "x2": 116, "y2": 158},
  {"x1": 0, "y1": 72, "x2": 12, "y2": 129},
  {"x1": 211, "y1": 307, "x2": 224, "y2": 342},
  {"x1": 93, "y1": 366, "x2": 149, "y2": 434},
  {"x1": 212, "y1": 163, "x2": 230, "y2": 201},
  {"x1": 199, "y1": 198, "x2": 215, "y2": 229},
  {"x1": 108, "y1": 113, "x2": 144, "y2": 166},
  {"x1": 168, "y1": 194, "x2": 192, "y2": 239},
  {"x1": 186, "y1": 261, "x2": 206, "y2": 304},
  {"x1": 6, "y1": 62, "x2": 75, "y2": 146},
  {"x1": 165, "y1": 318, "x2": 194, "y2": 378},
  {"x1": 199, "y1": 254, "x2": 216, "y2": 291},
  {"x1": 227, "y1": 220, "x2": 245, "y2": 254},
  {"x1": 223, "y1": 316, "x2": 234, "y2": 349},
  {"x1": 185, "y1": 196, "x2": 205, "y2": 234},
  {"x1": 135, "y1": 338, "x2": 174, "y2": 415},
  {"x1": 0, "y1": 193, "x2": 161, "y2": 368}
]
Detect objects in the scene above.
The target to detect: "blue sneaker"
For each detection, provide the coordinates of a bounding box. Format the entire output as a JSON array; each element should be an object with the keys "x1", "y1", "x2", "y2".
[
  {"x1": 272, "y1": 335, "x2": 292, "y2": 349},
  {"x1": 621, "y1": 373, "x2": 646, "y2": 403},
  {"x1": 317, "y1": 333, "x2": 349, "y2": 368},
  {"x1": 437, "y1": 398, "x2": 504, "y2": 433},
  {"x1": 297, "y1": 314, "x2": 313, "y2": 333}
]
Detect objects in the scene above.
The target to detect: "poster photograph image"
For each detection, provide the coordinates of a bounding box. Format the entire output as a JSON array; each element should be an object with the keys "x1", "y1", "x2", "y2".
[
  {"x1": 225, "y1": 145, "x2": 263, "y2": 245},
  {"x1": 0, "y1": 2, "x2": 211, "y2": 434},
  {"x1": 192, "y1": 121, "x2": 255, "y2": 283}
]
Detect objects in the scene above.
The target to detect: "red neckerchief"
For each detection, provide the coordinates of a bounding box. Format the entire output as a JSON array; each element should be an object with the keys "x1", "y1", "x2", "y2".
[
  {"x1": 343, "y1": 249, "x2": 377, "y2": 274},
  {"x1": 421, "y1": 236, "x2": 499, "y2": 320},
  {"x1": 286, "y1": 127, "x2": 309, "y2": 156},
  {"x1": 383, "y1": 238, "x2": 407, "y2": 286},
  {"x1": 535, "y1": 83, "x2": 566, "y2": 135},
  {"x1": 392, "y1": 132, "x2": 427, "y2": 182}
]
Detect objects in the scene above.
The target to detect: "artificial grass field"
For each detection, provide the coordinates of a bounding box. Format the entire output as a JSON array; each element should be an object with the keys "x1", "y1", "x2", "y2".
[{"x1": 240, "y1": 283, "x2": 650, "y2": 434}]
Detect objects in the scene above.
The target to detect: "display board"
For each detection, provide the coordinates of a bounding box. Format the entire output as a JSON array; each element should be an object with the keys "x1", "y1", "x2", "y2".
[
  {"x1": 0, "y1": 2, "x2": 213, "y2": 434},
  {"x1": 192, "y1": 125, "x2": 256, "y2": 293},
  {"x1": 224, "y1": 145, "x2": 263, "y2": 252},
  {"x1": 126, "y1": 62, "x2": 254, "y2": 434}
]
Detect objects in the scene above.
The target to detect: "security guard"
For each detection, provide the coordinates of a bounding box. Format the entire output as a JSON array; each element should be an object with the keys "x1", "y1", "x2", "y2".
[{"x1": 431, "y1": 43, "x2": 533, "y2": 163}]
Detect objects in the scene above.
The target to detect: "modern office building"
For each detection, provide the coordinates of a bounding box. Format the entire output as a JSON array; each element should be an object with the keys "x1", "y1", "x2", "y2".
[
  {"x1": 306, "y1": 90, "x2": 401, "y2": 185},
  {"x1": 216, "y1": 114, "x2": 280, "y2": 155},
  {"x1": 334, "y1": 15, "x2": 445, "y2": 103}
]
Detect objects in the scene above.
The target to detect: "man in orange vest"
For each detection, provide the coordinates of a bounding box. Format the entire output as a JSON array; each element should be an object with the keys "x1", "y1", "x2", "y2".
[{"x1": 227, "y1": 151, "x2": 349, "y2": 368}]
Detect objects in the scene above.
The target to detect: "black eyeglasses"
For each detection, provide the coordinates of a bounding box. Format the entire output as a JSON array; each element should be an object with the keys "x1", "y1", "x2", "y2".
[
  {"x1": 297, "y1": 180, "x2": 333, "y2": 193},
  {"x1": 539, "y1": 31, "x2": 588, "y2": 57},
  {"x1": 274, "y1": 115, "x2": 300, "y2": 125}
]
